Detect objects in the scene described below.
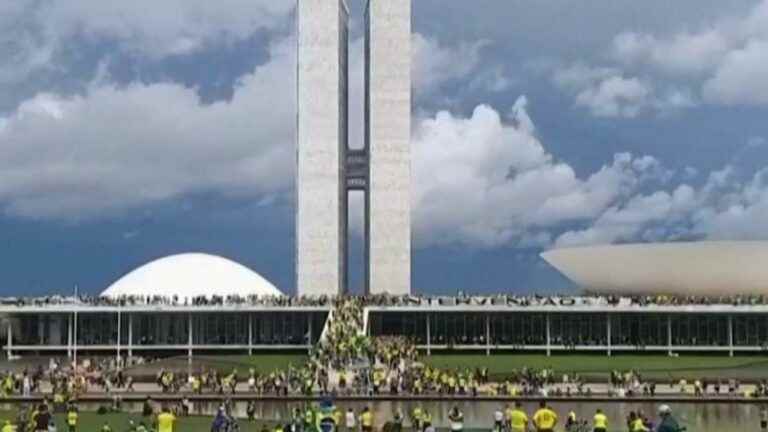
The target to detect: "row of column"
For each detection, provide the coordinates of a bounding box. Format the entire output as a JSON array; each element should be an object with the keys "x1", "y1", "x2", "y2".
[
  {"x1": 421, "y1": 313, "x2": 737, "y2": 357},
  {"x1": 6, "y1": 311, "x2": 316, "y2": 361}
]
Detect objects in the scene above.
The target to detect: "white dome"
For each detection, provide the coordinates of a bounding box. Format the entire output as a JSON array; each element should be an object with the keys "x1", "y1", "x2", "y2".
[{"x1": 101, "y1": 253, "x2": 283, "y2": 299}]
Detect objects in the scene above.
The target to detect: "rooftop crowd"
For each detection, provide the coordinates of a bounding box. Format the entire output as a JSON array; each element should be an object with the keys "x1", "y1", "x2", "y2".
[{"x1": 6, "y1": 292, "x2": 768, "y2": 309}]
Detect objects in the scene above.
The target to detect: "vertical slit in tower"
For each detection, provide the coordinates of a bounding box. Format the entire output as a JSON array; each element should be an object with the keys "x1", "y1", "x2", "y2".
[{"x1": 346, "y1": 190, "x2": 366, "y2": 294}]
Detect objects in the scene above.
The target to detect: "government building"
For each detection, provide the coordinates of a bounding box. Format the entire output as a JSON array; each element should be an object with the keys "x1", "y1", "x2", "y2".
[{"x1": 5, "y1": 242, "x2": 768, "y2": 360}]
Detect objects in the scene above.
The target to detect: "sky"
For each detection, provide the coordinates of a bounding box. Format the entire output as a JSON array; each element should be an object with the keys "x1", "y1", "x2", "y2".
[{"x1": 2, "y1": 0, "x2": 768, "y2": 296}]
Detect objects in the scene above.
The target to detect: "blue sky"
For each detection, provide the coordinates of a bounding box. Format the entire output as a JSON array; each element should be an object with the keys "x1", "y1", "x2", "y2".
[{"x1": 2, "y1": 0, "x2": 768, "y2": 295}]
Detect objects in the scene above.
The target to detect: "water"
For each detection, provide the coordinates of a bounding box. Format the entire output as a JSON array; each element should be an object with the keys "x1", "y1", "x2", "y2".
[{"x1": 0, "y1": 400, "x2": 758, "y2": 431}]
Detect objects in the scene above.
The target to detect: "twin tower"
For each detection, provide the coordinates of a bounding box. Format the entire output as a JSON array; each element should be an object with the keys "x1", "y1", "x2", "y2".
[{"x1": 296, "y1": 0, "x2": 412, "y2": 296}]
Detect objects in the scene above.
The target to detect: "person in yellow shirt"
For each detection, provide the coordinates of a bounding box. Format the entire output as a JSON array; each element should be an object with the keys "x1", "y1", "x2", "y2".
[
  {"x1": 360, "y1": 406, "x2": 373, "y2": 432},
  {"x1": 66, "y1": 405, "x2": 79, "y2": 432},
  {"x1": 1, "y1": 420, "x2": 13, "y2": 432},
  {"x1": 593, "y1": 409, "x2": 608, "y2": 432},
  {"x1": 411, "y1": 407, "x2": 423, "y2": 432},
  {"x1": 628, "y1": 412, "x2": 649, "y2": 432},
  {"x1": 156, "y1": 406, "x2": 176, "y2": 432},
  {"x1": 532, "y1": 401, "x2": 558, "y2": 432},
  {"x1": 508, "y1": 402, "x2": 529, "y2": 432}
]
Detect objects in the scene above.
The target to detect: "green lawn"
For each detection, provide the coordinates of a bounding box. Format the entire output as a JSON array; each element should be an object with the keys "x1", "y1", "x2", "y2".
[
  {"x1": 420, "y1": 353, "x2": 768, "y2": 381},
  {"x1": 124, "y1": 353, "x2": 309, "y2": 377},
  {"x1": 193, "y1": 354, "x2": 310, "y2": 373}
]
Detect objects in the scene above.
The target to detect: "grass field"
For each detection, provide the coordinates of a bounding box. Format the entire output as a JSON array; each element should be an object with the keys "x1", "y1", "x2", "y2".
[
  {"x1": 132, "y1": 352, "x2": 768, "y2": 381},
  {"x1": 420, "y1": 353, "x2": 768, "y2": 381},
  {"x1": 124, "y1": 353, "x2": 309, "y2": 377}
]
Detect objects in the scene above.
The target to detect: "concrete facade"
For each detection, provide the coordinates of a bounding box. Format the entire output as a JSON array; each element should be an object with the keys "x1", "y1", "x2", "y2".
[
  {"x1": 296, "y1": 0, "x2": 349, "y2": 296},
  {"x1": 296, "y1": 0, "x2": 411, "y2": 296},
  {"x1": 365, "y1": 0, "x2": 412, "y2": 295}
]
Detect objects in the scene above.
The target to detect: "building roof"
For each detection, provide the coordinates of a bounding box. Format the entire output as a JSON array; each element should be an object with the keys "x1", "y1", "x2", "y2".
[
  {"x1": 541, "y1": 241, "x2": 768, "y2": 296},
  {"x1": 101, "y1": 253, "x2": 283, "y2": 299}
]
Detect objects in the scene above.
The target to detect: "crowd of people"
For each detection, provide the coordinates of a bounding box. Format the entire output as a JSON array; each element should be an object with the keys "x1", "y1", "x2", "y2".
[
  {"x1": 0, "y1": 296, "x2": 766, "y2": 413},
  {"x1": 3, "y1": 294, "x2": 331, "y2": 308},
  {"x1": 314, "y1": 298, "x2": 370, "y2": 368},
  {"x1": 0, "y1": 400, "x2": 185, "y2": 432},
  {"x1": 8, "y1": 292, "x2": 768, "y2": 310},
  {"x1": 0, "y1": 398, "x2": 692, "y2": 432}
]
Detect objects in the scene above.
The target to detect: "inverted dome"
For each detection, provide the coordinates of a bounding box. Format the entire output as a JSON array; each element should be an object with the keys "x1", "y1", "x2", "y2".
[
  {"x1": 542, "y1": 241, "x2": 768, "y2": 296},
  {"x1": 101, "y1": 253, "x2": 283, "y2": 299}
]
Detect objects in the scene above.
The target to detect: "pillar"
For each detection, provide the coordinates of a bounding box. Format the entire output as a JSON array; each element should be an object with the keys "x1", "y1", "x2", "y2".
[
  {"x1": 73, "y1": 311, "x2": 78, "y2": 368},
  {"x1": 667, "y1": 314, "x2": 673, "y2": 356},
  {"x1": 128, "y1": 313, "x2": 133, "y2": 359},
  {"x1": 606, "y1": 314, "x2": 612, "y2": 357},
  {"x1": 6, "y1": 317, "x2": 12, "y2": 359},
  {"x1": 248, "y1": 313, "x2": 253, "y2": 355},
  {"x1": 307, "y1": 315, "x2": 313, "y2": 354},
  {"x1": 545, "y1": 313, "x2": 551, "y2": 357},
  {"x1": 67, "y1": 314, "x2": 73, "y2": 358},
  {"x1": 187, "y1": 313, "x2": 193, "y2": 364},
  {"x1": 426, "y1": 313, "x2": 431, "y2": 356},
  {"x1": 485, "y1": 314, "x2": 491, "y2": 356},
  {"x1": 38, "y1": 317, "x2": 44, "y2": 345},
  {"x1": 728, "y1": 314, "x2": 734, "y2": 357},
  {"x1": 116, "y1": 309, "x2": 122, "y2": 363}
]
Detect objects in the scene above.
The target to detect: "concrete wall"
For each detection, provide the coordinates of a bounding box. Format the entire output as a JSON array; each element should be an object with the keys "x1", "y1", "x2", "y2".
[
  {"x1": 296, "y1": 0, "x2": 349, "y2": 296},
  {"x1": 365, "y1": 0, "x2": 412, "y2": 295}
]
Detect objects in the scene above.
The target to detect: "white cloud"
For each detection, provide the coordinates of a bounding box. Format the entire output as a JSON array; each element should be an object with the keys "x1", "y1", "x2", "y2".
[
  {"x1": 573, "y1": 75, "x2": 651, "y2": 118},
  {"x1": 410, "y1": 96, "x2": 768, "y2": 250},
  {"x1": 555, "y1": 185, "x2": 698, "y2": 247},
  {"x1": 411, "y1": 96, "x2": 664, "y2": 247},
  {"x1": 0, "y1": 0, "x2": 294, "y2": 84},
  {"x1": 612, "y1": 30, "x2": 731, "y2": 76},
  {"x1": 0, "y1": 39, "x2": 295, "y2": 219},
  {"x1": 703, "y1": 39, "x2": 768, "y2": 104},
  {"x1": 468, "y1": 66, "x2": 515, "y2": 93},
  {"x1": 603, "y1": 0, "x2": 768, "y2": 106},
  {"x1": 553, "y1": 63, "x2": 621, "y2": 90},
  {"x1": 554, "y1": 162, "x2": 768, "y2": 249},
  {"x1": 412, "y1": 33, "x2": 489, "y2": 97},
  {"x1": 553, "y1": 64, "x2": 694, "y2": 117},
  {"x1": 42, "y1": 0, "x2": 293, "y2": 57}
]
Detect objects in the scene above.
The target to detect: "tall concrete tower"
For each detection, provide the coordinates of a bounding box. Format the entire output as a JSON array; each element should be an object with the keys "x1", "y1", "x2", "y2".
[
  {"x1": 296, "y1": 0, "x2": 411, "y2": 297},
  {"x1": 364, "y1": 0, "x2": 412, "y2": 295},
  {"x1": 296, "y1": 0, "x2": 349, "y2": 296}
]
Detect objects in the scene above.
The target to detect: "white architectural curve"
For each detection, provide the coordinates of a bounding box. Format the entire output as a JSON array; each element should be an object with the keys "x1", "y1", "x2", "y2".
[
  {"x1": 101, "y1": 253, "x2": 283, "y2": 299},
  {"x1": 541, "y1": 241, "x2": 768, "y2": 296}
]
